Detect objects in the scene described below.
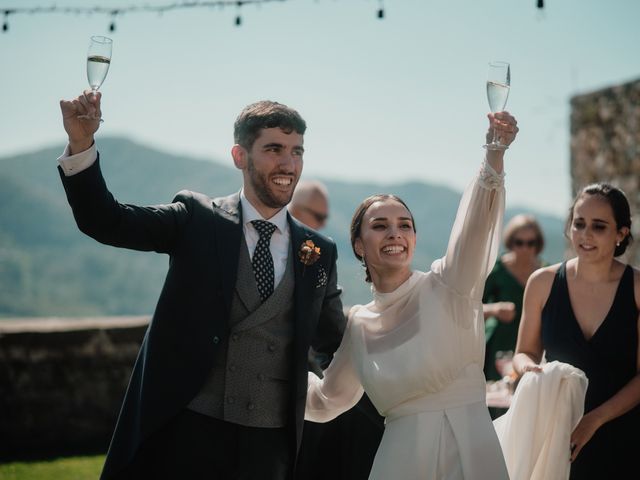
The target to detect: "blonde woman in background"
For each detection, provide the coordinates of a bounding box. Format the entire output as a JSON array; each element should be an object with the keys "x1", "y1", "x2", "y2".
[{"x1": 483, "y1": 215, "x2": 545, "y2": 392}]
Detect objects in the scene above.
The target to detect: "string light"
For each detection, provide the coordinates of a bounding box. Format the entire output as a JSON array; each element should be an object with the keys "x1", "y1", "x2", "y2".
[
  {"x1": 109, "y1": 10, "x2": 118, "y2": 33},
  {"x1": 0, "y1": 1, "x2": 549, "y2": 34},
  {"x1": 377, "y1": 0, "x2": 385, "y2": 19},
  {"x1": 0, "y1": 0, "x2": 284, "y2": 33},
  {"x1": 235, "y1": 0, "x2": 243, "y2": 26}
]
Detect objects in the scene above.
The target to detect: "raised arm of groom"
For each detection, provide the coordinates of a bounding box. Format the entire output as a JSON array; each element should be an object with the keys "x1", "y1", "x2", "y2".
[{"x1": 58, "y1": 90, "x2": 346, "y2": 480}]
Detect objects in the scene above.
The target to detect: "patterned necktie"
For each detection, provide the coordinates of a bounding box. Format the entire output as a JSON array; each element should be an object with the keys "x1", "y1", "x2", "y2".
[{"x1": 251, "y1": 220, "x2": 277, "y2": 302}]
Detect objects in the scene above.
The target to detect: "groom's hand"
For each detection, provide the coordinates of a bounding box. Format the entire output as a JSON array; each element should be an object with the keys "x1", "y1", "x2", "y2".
[{"x1": 60, "y1": 89, "x2": 102, "y2": 154}]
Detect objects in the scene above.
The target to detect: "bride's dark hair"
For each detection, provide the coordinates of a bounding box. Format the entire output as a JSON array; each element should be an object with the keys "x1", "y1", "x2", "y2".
[{"x1": 350, "y1": 194, "x2": 416, "y2": 283}]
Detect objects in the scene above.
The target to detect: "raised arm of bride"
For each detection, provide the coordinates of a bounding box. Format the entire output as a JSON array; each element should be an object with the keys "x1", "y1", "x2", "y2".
[
  {"x1": 432, "y1": 112, "x2": 518, "y2": 299},
  {"x1": 431, "y1": 159, "x2": 505, "y2": 300}
]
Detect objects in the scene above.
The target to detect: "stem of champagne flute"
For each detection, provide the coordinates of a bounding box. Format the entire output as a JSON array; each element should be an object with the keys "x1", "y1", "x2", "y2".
[{"x1": 94, "y1": 87, "x2": 104, "y2": 123}]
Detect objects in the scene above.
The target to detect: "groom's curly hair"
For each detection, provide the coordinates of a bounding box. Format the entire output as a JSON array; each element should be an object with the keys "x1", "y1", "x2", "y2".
[{"x1": 234, "y1": 100, "x2": 307, "y2": 150}]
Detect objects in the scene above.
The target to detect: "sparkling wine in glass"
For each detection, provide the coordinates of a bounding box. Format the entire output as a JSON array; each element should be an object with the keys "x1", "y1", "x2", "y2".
[
  {"x1": 78, "y1": 36, "x2": 112, "y2": 121},
  {"x1": 484, "y1": 61, "x2": 510, "y2": 150}
]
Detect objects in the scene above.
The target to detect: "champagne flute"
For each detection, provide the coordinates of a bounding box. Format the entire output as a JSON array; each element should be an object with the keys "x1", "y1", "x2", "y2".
[
  {"x1": 78, "y1": 35, "x2": 112, "y2": 121},
  {"x1": 484, "y1": 61, "x2": 510, "y2": 150}
]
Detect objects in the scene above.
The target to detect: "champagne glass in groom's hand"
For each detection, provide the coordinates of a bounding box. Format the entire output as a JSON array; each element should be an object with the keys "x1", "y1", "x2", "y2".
[{"x1": 77, "y1": 36, "x2": 112, "y2": 122}]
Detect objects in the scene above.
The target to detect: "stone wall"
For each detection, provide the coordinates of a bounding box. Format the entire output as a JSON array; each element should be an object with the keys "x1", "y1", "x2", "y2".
[
  {"x1": 0, "y1": 316, "x2": 148, "y2": 460},
  {"x1": 570, "y1": 77, "x2": 640, "y2": 264}
]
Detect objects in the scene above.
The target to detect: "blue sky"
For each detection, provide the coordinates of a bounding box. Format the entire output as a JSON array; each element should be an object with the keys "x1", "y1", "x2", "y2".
[{"x1": 1, "y1": 0, "x2": 639, "y2": 215}]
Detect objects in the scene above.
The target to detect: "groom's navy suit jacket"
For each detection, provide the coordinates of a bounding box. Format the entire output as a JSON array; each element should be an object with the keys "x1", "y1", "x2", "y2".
[{"x1": 59, "y1": 157, "x2": 346, "y2": 480}]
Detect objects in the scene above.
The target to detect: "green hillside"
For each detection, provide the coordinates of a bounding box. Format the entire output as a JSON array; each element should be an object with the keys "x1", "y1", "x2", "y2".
[{"x1": 0, "y1": 138, "x2": 566, "y2": 316}]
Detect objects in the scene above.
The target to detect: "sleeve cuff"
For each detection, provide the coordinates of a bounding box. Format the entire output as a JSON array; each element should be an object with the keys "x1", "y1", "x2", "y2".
[
  {"x1": 478, "y1": 158, "x2": 505, "y2": 189},
  {"x1": 57, "y1": 143, "x2": 97, "y2": 176}
]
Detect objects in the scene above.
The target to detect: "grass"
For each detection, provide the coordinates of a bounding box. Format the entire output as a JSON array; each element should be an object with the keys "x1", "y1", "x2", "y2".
[{"x1": 0, "y1": 455, "x2": 104, "y2": 480}]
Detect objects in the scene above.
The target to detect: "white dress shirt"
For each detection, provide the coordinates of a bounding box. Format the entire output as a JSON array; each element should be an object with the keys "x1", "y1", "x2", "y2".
[
  {"x1": 240, "y1": 191, "x2": 290, "y2": 288},
  {"x1": 58, "y1": 143, "x2": 291, "y2": 288}
]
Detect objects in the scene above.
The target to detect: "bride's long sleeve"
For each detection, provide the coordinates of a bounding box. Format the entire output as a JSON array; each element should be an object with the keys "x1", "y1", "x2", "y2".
[
  {"x1": 431, "y1": 159, "x2": 505, "y2": 301},
  {"x1": 305, "y1": 319, "x2": 364, "y2": 423}
]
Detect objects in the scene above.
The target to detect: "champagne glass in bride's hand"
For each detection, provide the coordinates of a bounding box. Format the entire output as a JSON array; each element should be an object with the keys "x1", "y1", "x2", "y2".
[
  {"x1": 78, "y1": 36, "x2": 112, "y2": 121},
  {"x1": 483, "y1": 61, "x2": 510, "y2": 150}
]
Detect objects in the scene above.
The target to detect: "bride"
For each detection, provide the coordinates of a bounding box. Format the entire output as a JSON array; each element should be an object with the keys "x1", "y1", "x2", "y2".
[{"x1": 305, "y1": 112, "x2": 518, "y2": 479}]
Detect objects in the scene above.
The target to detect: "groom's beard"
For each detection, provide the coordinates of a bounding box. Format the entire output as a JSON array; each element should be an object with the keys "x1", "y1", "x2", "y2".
[{"x1": 247, "y1": 154, "x2": 297, "y2": 209}]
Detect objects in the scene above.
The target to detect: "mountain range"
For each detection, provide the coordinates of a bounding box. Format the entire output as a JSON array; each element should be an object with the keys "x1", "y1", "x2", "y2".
[{"x1": 0, "y1": 137, "x2": 566, "y2": 317}]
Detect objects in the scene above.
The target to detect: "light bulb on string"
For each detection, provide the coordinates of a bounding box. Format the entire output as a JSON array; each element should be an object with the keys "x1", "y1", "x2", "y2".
[
  {"x1": 235, "y1": 1, "x2": 243, "y2": 26},
  {"x1": 535, "y1": 0, "x2": 545, "y2": 20},
  {"x1": 3, "y1": 10, "x2": 10, "y2": 33},
  {"x1": 377, "y1": 0, "x2": 385, "y2": 19},
  {"x1": 109, "y1": 10, "x2": 118, "y2": 33}
]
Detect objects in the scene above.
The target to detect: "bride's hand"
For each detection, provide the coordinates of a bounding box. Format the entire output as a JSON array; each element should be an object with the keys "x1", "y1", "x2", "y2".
[{"x1": 486, "y1": 111, "x2": 519, "y2": 147}]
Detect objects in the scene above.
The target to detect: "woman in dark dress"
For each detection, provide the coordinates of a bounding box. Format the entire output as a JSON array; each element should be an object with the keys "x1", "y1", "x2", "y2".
[
  {"x1": 483, "y1": 214, "x2": 545, "y2": 383},
  {"x1": 513, "y1": 183, "x2": 640, "y2": 479}
]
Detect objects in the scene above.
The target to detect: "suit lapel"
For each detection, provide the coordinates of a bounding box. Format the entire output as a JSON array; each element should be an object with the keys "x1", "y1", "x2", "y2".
[
  {"x1": 212, "y1": 192, "x2": 243, "y2": 313},
  {"x1": 290, "y1": 214, "x2": 315, "y2": 342}
]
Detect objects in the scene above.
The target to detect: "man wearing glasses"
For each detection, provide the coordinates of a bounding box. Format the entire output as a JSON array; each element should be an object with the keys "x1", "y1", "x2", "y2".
[{"x1": 288, "y1": 180, "x2": 329, "y2": 231}]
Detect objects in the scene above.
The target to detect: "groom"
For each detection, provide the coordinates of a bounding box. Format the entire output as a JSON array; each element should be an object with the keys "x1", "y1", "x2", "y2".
[{"x1": 57, "y1": 91, "x2": 346, "y2": 480}]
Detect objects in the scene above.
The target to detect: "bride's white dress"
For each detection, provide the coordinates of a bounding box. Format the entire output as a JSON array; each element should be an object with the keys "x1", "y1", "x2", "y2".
[
  {"x1": 493, "y1": 361, "x2": 587, "y2": 480},
  {"x1": 305, "y1": 160, "x2": 510, "y2": 480}
]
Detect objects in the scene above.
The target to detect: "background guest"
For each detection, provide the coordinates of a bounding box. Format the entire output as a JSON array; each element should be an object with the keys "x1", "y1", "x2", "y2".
[
  {"x1": 289, "y1": 180, "x2": 329, "y2": 231},
  {"x1": 483, "y1": 214, "x2": 545, "y2": 391}
]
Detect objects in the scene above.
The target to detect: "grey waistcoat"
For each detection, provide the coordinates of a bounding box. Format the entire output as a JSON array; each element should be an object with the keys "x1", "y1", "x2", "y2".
[{"x1": 188, "y1": 235, "x2": 295, "y2": 427}]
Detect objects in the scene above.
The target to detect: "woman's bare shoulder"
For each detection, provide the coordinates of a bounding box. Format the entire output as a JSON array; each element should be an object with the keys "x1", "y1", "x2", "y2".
[
  {"x1": 528, "y1": 262, "x2": 562, "y2": 287},
  {"x1": 523, "y1": 263, "x2": 563, "y2": 309}
]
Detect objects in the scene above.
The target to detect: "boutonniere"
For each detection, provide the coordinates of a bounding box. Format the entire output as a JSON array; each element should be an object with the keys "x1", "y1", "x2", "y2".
[{"x1": 299, "y1": 240, "x2": 321, "y2": 274}]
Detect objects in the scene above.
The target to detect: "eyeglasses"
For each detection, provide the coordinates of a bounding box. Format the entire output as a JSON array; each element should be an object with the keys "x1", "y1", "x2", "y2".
[
  {"x1": 512, "y1": 238, "x2": 537, "y2": 248},
  {"x1": 300, "y1": 206, "x2": 328, "y2": 224}
]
